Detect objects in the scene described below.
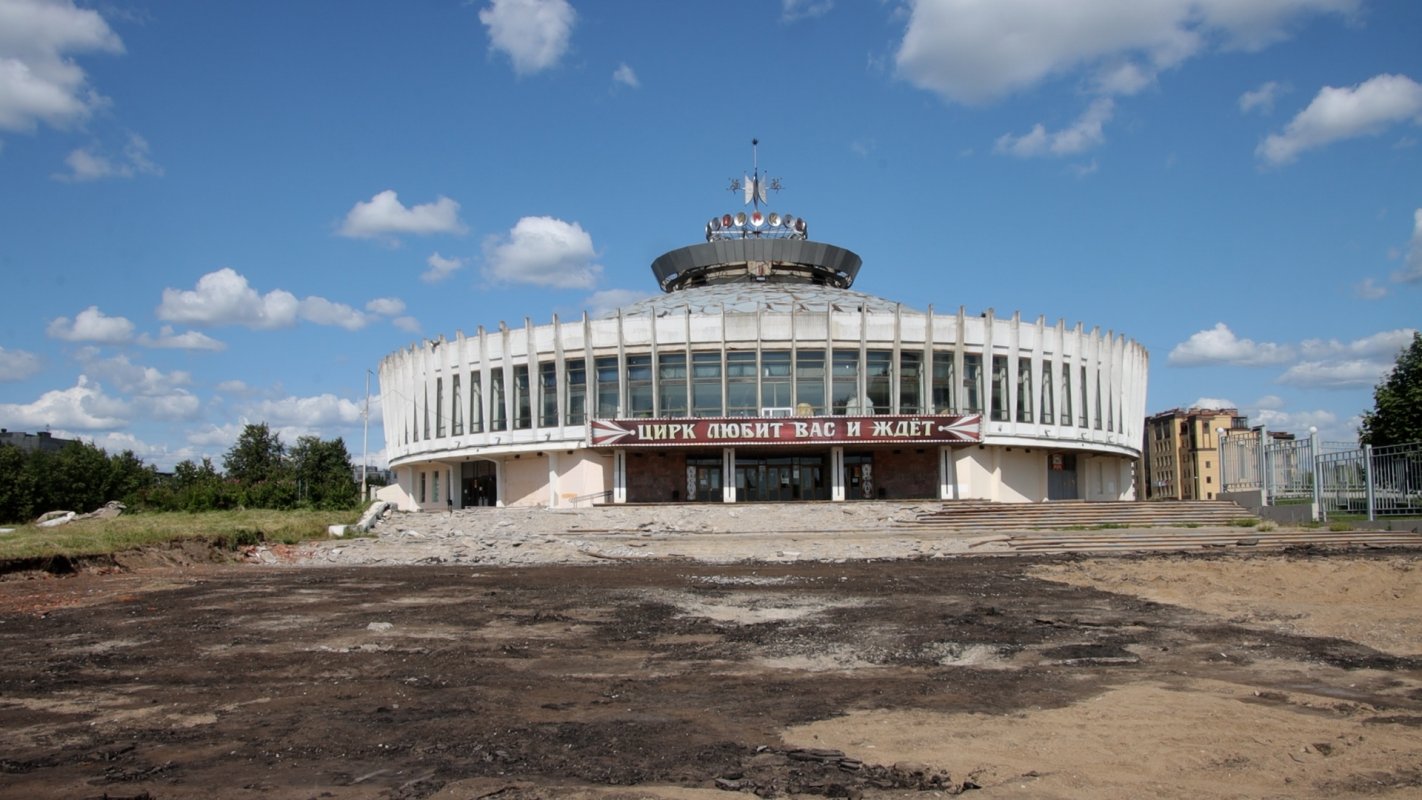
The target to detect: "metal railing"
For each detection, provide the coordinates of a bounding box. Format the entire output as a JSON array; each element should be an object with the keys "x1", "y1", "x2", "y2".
[{"x1": 1222, "y1": 428, "x2": 1422, "y2": 521}]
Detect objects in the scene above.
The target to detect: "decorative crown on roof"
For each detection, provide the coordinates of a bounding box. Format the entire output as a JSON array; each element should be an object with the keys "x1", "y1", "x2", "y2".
[{"x1": 707, "y1": 139, "x2": 807, "y2": 242}]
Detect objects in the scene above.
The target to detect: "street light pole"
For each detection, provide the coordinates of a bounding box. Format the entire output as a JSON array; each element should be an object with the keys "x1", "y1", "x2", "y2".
[{"x1": 362, "y1": 368, "x2": 371, "y2": 501}]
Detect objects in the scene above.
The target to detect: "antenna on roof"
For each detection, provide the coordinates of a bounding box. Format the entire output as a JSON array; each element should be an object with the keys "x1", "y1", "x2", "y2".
[{"x1": 729, "y1": 138, "x2": 781, "y2": 210}]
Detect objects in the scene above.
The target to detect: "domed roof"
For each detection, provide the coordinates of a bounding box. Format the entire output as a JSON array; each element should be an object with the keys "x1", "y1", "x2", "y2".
[{"x1": 609, "y1": 281, "x2": 916, "y2": 318}]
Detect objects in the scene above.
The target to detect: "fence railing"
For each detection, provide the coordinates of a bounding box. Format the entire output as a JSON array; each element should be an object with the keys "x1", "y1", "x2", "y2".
[{"x1": 1221, "y1": 428, "x2": 1422, "y2": 521}]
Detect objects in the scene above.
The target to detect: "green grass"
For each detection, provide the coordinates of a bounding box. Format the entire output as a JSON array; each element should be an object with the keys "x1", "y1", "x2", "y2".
[
  {"x1": 1230, "y1": 517, "x2": 1262, "y2": 528},
  {"x1": 0, "y1": 509, "x2": 358, "y2": 562}
]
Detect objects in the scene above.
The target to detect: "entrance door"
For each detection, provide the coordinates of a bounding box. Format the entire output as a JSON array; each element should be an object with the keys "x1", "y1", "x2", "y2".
[
  {"x1": 1047, "y1": 452, "x2": 1078, "y2": 500},
  {"x1": 688, "y1": 458, "x2": 722, "y2": 502},
  {"x1": 461, "y1": 461, "x2": 498, "y2": 506}
]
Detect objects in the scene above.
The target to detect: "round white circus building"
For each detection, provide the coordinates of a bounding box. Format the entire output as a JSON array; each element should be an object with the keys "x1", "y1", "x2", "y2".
[{"x1": 377, "y1": 186, "x2": 1147, "y2": 510}]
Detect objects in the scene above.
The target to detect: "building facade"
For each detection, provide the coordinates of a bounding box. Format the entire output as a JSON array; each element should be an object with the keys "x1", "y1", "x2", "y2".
[
  {"x1": 378, "y1": 158, "x2": 1149, "y2": 510},
  {"x1": 1142, "y1": 407, "x2": 1249, "y2": 500}
]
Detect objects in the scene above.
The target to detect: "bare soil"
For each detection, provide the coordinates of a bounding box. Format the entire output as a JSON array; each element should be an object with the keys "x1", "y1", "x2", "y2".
[{"x1": 1, "y1": 544, "x2": 1420, "y2": 799}]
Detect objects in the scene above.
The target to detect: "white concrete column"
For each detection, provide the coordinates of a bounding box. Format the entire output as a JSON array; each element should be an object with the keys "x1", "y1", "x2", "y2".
[
  {"x1": 494, "y1": 459, "x2": 506, "y2": 508},
  {"x1": 939, "y1": 446, "x2": 957, "y2": 500},
  {"x1": 612, "y1": 449, "x2": 627, "y2": 504},
  {"x1": 722, "y1": 447, "x2": 736, "y2": 503},
  {"x1": 547, "y1": 451, "x2": 559, "y2": 509},
  {"x1": 831, "y1": 446, "x2": 845, "y2": 502}
]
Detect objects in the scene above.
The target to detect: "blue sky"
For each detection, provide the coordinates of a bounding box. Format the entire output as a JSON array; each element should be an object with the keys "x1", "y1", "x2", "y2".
[{"x1": 1, "y1": 0, "x2": 1419, "y2": 470}]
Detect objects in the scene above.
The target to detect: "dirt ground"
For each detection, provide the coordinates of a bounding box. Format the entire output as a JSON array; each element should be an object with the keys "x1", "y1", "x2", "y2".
[{"x1": 1, "y1": 546, "x2": 1420, "y2": 799}]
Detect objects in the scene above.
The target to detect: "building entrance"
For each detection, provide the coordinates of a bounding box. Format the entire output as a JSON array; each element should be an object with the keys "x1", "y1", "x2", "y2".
[
  {"x1": 687, "y1": 456, "x2": 722, "y2": 502},
  {"x1": 1047, "y1": 452, "x2": 1079, "y2": 500},
  {"x1": 461, "y1": 460, "x2": 497, "y2": 507},
  {"x1": 733, "y1": 454, "x2": 828, "y2": 502}
]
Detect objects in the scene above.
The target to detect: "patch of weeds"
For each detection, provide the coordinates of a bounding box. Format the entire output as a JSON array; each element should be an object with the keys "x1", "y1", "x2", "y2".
[
  {"x1": 1329, "y1": 521, "x2": 1353, "y2": 532},
  {"x1": 1231, "y1": 517, "x2": 1261, "y2": 528},
  {"x1": 1255, "y1": 521, "x2": 1277, "y2": 532}
]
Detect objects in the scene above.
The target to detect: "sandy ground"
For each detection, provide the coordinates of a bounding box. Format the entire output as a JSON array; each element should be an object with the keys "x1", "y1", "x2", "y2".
[{"x1": 1, "y1": 510, "x2": 1420, "y2": 799}]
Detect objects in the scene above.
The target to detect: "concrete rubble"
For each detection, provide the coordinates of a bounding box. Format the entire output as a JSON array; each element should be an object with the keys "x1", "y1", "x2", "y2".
[{"x1": 295, "y1": 502, "x2": 1012, "y2": 567}]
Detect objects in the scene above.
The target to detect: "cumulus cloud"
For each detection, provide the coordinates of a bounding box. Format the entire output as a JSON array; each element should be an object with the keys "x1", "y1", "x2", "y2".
[
  {"x1": 1276, "y1": 359, "x2": 1392, "y2": 389},
  {"x1": 157, "y1": 268, "x2": 377, "y2": 331},
  {"x1": 338, "y1": 190, "x2": 467, "y2": 240},
  {"x1": 1251, "y1": 406, "x2": 1340, "y2": 435},
  {"x1": 483, "y1": 216, "x2": 601, "y2": 289},
  {"x1": 46, "y1": 305, "x2": 135, "y2": 343},
  {"x1": 0, "y1": 375, "x2": 127, "y2": 430},
  {"x1": 52, "y1": 133, "x2": 162, "y2": 182},
  {"x1": 1299, "y1": 328, "x2": 1417, "y2": 360},
  {"x1": 782, "y1": 0, "x2": 833, "y2": 23},
  {"x1": 995, "y1": 98, "x2": 1115, "y2": 158},
  {"x1": 1354, "y1": 277, "x2": 1388, "y2": 300},
  {"x1": 393, "y1": 316, "x2": 421, "y2": 334},
  {"x1": 1258, "y1": 73, "x2": 1422, "y2": 165},
  {"x1": 247, "y1": 393, "x2": 364, "y2": 428},
  {"x1": 894, "y1": 0, "x2": 1355, "y2": 106},
  {"x1": 365, "y1": 297, "x2": 406, "y2": 317},
  {"x1": 0, "y1": 346, "x2": 41, "y2": 381},
  {"x1": 137, "y1": 326, "x2": 226, "y2": 351},
  {"x1": 1168, "y1": 323, "x2": 1295, "y2": 367},
  {"x1": 1391, "y1": 208, "x2": 1422, "y2": 284},
  {"x1": 612, "y1": 63, "x2": 639, "y2": 89},
  {"x1": 1190, "y1": 397, "x2": 1236, "y2": 410},
  {"x1": 421, "y1": 252, "x2": 464, "y2": 283},
  {"x1": 479, "y1": 0, "x2": 575, "y2": 76},
  {"x1": 77, "y1": 353, "x2": 190, "y2": 396},
  {"x1": 584, "y1": 288, "x2": 653, "y2": 318},
  {"x1": 0, "y1": 0, "x2": 123, "y2": 133},
  {"x1": 1239, "y1": 80, "x2": 1282, "y2": 114},
  {"x1": 215, "y1": 379, "x2": 249, "y2": 394}
]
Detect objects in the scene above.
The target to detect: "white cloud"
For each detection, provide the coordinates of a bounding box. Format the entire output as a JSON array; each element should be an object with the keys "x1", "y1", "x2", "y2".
[
  {"x1": 298, "y1": 296, "x2": 368, "y2": 330},
  {"x1": 1251, "y1": 406, "x2": 1340, "y2": 434},
  {"x1": 584, "y1": 288, "x2": 653, "y2": 318},
  {"x1": 894, "y1": 0, "x2": 1354, "y2": 106},
  {"x1": 187, "y1": 422, "x2": 242, "y2": 449},
  {"x1": 393, "y1": 316, "x2": 421, "y2": 333},
  {"x1": 479, "y1": 0, "x2": 575, "y2": 76},
  {"x1": 133, "y1": 390, "x2": 201, "y2": 420},
  {"x1": 157, "y1": 268, "x2": 299, "y2": 329},
  {"x1": 215, "y1": 379, "x2": 249, "y2": 394},
  {"x1": 1354, "y1": 277, "x2": 1388, "y2": 299},
  {"x1": 137, "y1": 326, "x2": 226, "y2": 351},
  {"x1": 483, "y1": 216, "x2": 602, "y2": 289},
  {"x1": 612, "y1": 63, "x2": 639, "y2": 89},
  {"x1": 0, "y1": 375, "x2": 128, "y2": 430},
  {"x1": 421, "y1": 252, "x2": 464, "y2": 283},
  {"x1": 0, "y1": 346, "x2": 41, "y2": 381},
  {"x1": 78, "y1": 353, "x2": 190, "y2": 396},
  {"x1": 52, "y1": 133, "x2": 162, "y2": 182},
  {"x1": 1299, "y1": 328, "x2": 1417, "y2": 360},
  {"x1": 1167, "y1": 322, "x2": 1294, "y2": 366},
  {"x1": 338, "y1": 190, "x2": 467, "y2": 240},
  {"x1": 995, "y1": 98, "x2": 1115, "y2": 158},
  {"x1": 1276, "y1": 359, "x2": 1391, "y2": 388},
  {"x1": 1239, "y1": 80, "x2": 1282, "y2": 114},
  {"x1": 1190, "y1": 397, "x2": 1235, "y2": 410},
  {"x1": 782, "y1": 0, "x2": 833, "y2": 23},
  {"x1": 0, "y1": 0, "x2": 123, "y2": 133},
  {"x1": 365, "y1": 297, "x2": 406, "y2": 317},
  {"x1": 1391, "y1": 208, "x2": 1422, "y2": 284},
  {"x1": 1258, "y1": 73, "x2": 1422, "y2": 165},
  {"x1": 247, "y1": 393, "x2": 364, "y2": 428},
  {"x1": 1254, "y1": 394, "x2": 1285, "y2": 410},
  {"x1": 46, "y1": 305, "x2": 134, "y2": 343}
]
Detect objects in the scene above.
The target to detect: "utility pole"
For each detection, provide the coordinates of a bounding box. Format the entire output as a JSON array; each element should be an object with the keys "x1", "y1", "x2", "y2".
[{"x1": 362, "y1": 368, "x2": 371, "y2": 501}]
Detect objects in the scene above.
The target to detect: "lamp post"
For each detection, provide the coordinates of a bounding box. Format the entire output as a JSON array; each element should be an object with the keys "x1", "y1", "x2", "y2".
[{"x1": 362, "y1": 368, "x2": 372, "y2": 501}]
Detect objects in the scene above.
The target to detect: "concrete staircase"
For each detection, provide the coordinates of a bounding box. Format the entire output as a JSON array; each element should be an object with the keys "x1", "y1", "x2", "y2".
[{"x1": 902, "y1": 500, "x2": 1256, "y2": 533}]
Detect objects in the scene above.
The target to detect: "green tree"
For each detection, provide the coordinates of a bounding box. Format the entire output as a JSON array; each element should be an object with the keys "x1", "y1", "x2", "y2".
[
  {"x1": 1360, "y1": 332, "x2": 1422, "y2": 447},
  {"x1": 223, "y1": 423, "x2": 287, "y2": 486},
  {"x1": 0, "y1": 445, "x2": 31, "y2": 522},
  {"x1": 290, "y1": 435, "x2": 358, "y2": 509}
]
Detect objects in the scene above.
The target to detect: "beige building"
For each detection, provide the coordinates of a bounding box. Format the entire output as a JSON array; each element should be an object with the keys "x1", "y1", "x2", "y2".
[{"x1": 1142, "y1": 407, "x2": 1248, "y2": 500}]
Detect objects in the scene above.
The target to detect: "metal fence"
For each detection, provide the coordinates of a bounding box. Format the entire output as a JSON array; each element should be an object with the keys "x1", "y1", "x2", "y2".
[{"x1": 1221, "y1": 428, "x2": 1422, "y2": 521}]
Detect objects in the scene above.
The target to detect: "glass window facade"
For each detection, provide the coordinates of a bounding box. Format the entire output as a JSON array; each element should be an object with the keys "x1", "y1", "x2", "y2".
[
  {"x1": 795, "y1": 350, "x2": 825, "y2": 415},
  {"x1": 512, "y1": 365, "x2": 531, "y2": 430},
  {"x1": 931, "y1": 352, "x2": 955, "y2": 413},
  {"x1": 468, "y1": 372, "x2": 483, "y2": 433},
  {"x1": 489, "y1": 367, "x2": 506, "y2": 431},
  {"x1": 539, "y1": 362, "x2": 558, "y2": 427},
  {"x1": 991, "y1": 355, "x2": 1009, "y2": 422},
  {"x1": 452, "y1": 374, "x2": 463, "y2": 436},
  {"x1": 627, "y1": 355, "x2": 653, "y2": 417},
  {"x1": 1015, "y1": 359, "x2": 1032, "y2": 423},
  {"x1": 691, "y1": 352, "x2": 722, "y2": 417},
  {"x1": 595, "y1": 356, "x2": 619, "y2": 418},
  {"x1": 831, "y1": 349, "x2": 859, "y2": 415},
  {"x1": 761, "y1": 350, "x2": 792, "y2": 410},
  {"x1": 900, "y1": 351, "x2": 923, "y2": 414},
  {"x1": 963, "y1": 354, "x2": 982, "y2": 414},
  {"x1": 565, "y1": 360, "x2": 586, "y2": 425},
  {"x1": 658, "y1": 354, "x2": 687, "y2": 417},
  {"x1": 726, "y1": 352, "x2": 757, "y2": 416},
  {"x1": 866, "y1": 350, "x2": 892, "y2": 415}
]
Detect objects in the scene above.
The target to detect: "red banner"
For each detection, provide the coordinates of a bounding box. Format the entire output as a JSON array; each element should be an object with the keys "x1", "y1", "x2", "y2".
[{"x1": 589, "y1": 414, "x2": 981, "y2": 448}]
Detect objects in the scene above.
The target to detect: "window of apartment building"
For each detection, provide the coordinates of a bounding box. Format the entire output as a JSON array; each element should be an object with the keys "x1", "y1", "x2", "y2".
[
  {"x1": 627, "y1": 355, "x2": 654, "y2": 417},
  {"x1": 761, "y1": 350, "x2": 792, "y2": 409},
  {"x1": 1041, "y1": 359, "x2": 1054, "y2": 425},
  {"x1": 539, "y1": 363, "x2": 558, "y2": 427},
  {"x1": 866, "y1": 350, "x2": 893, "y2": 415},
  {"x1": 900, "y1": 351, "x2": 923, "y2": 414},
  {"x1": 795, "y1": 350, "x2": 826, "y2": 414},
  {"x1": 990, "y1": 355, "x2": 1009, "y2": 422},
  {"x1": 565, "y1": 359, "x2": 586, "y2": 425},
  {"x1": 692, "y1": 352, "x2": 722, "y2": 417},
  {"x1": 659, "y1": 353, "x2": 688, "y2": 416},
  {"x1": 726, "y1": 352, "x2": 758, "y2": 416}
]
